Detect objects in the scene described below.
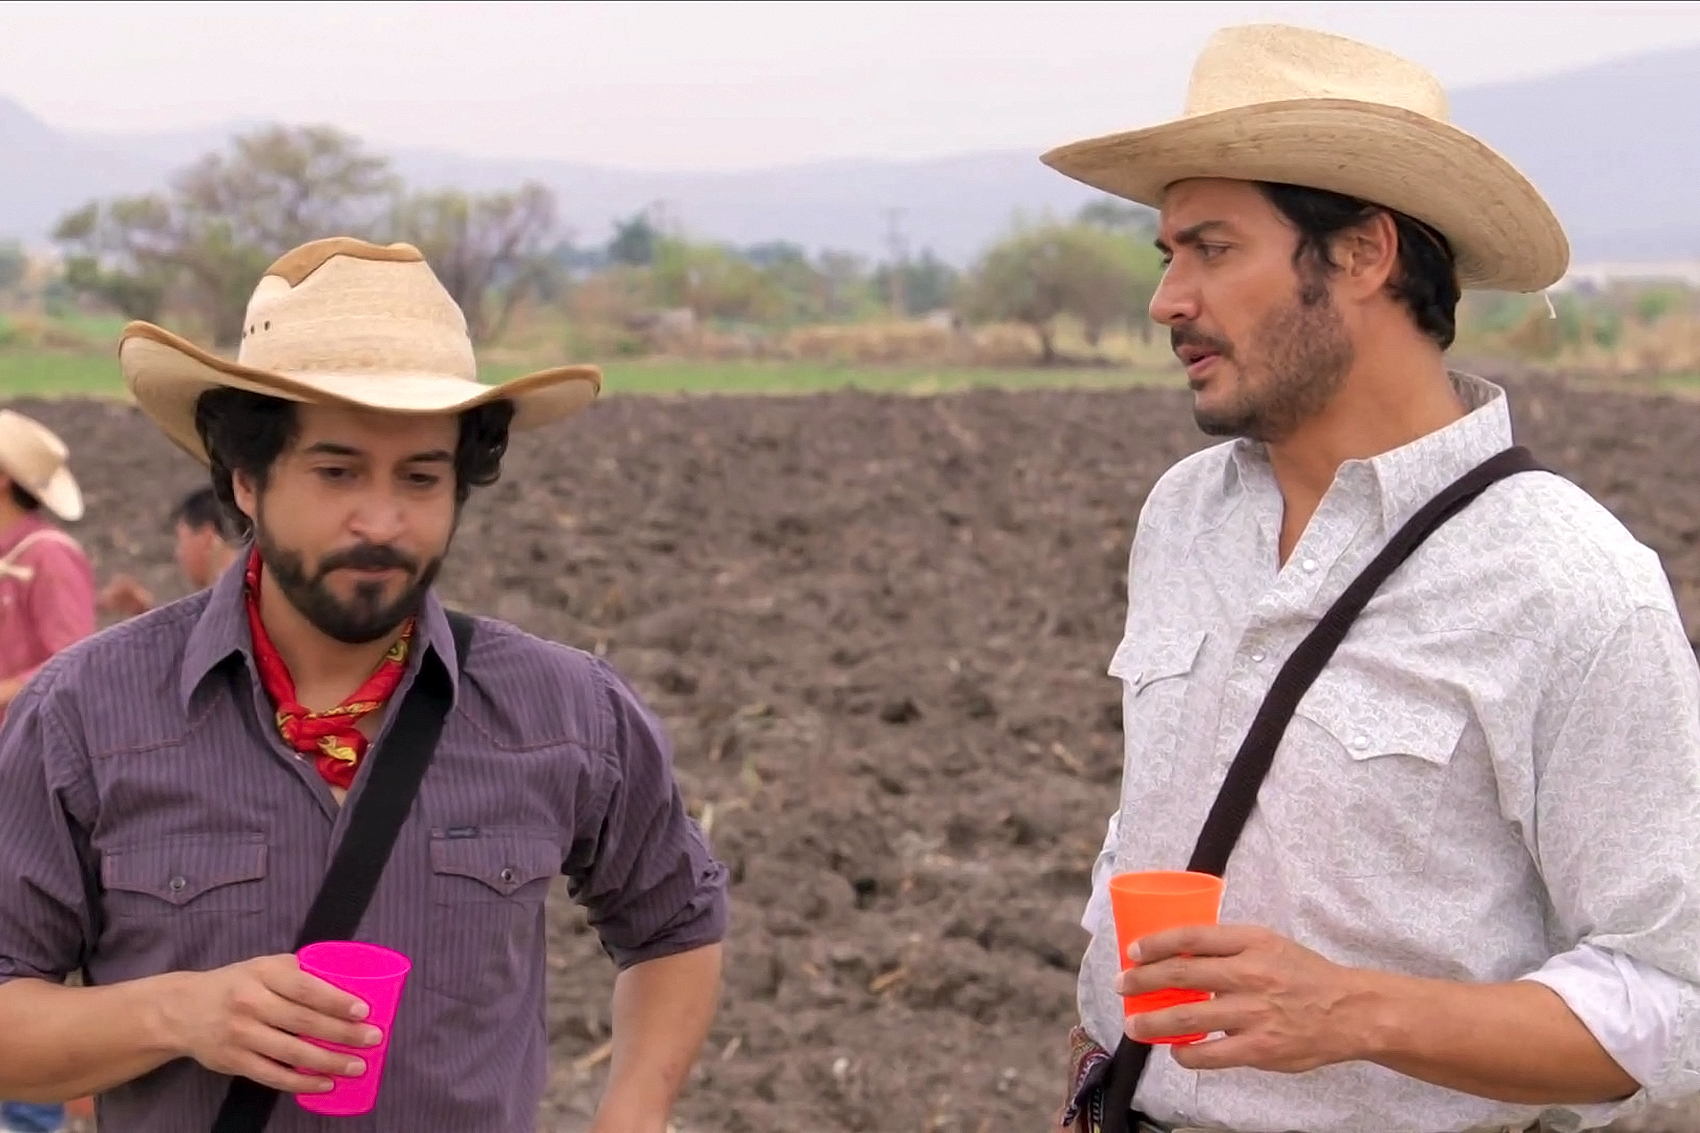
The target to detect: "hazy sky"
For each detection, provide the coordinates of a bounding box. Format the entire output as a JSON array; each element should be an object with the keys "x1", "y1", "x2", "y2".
[{"x1": 4, "y1": 1, "x2": 1699, "y2": 170}]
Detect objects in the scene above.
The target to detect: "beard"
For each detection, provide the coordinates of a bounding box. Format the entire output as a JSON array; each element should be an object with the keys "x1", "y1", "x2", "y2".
[
  {"x1": 1176, "y1": 272, "x2": 1355, "y2": 444},
  {"x1": 253, "y1": 515, "x2": 444, "y2": 646}
]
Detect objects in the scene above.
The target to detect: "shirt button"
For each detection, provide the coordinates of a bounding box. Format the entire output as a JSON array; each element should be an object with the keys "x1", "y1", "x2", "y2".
[
  {"x1": 499, "y1": 867, "x2": 517, "y2": 885},
  {"x1": 168, "y1": 876, "x2": 187, "y2": 893},
  {"x1": 1302, "y1": 558, "x2": 1319, "y2": 572},
  {"x1": 1250, "y1": 651, "x2": 1266, "y2": 663},
  {"x1": 1352, "y1": 736, "x2": 1369, "y2": 750}
]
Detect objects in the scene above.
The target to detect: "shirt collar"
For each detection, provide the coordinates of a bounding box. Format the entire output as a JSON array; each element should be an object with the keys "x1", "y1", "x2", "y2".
[
  {"x1": 1368, "y1": 371, "x2": 1513, "y2": 533},
  {"x1": 1224, "y1": 371, "x2": 1515, "y2": 533},
  {"x1": 179, "y1": 548, "x2": 463, "y2": 711}
]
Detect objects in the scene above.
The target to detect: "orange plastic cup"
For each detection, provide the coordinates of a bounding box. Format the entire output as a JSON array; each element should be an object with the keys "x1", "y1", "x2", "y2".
[{"x1": 1108, "y1": 870, "x2": 1225, "y2": 1044}]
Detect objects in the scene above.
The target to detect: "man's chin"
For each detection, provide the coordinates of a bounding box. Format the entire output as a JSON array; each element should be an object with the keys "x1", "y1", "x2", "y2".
[
  {"x1": 312, "y1": 608, "x2": 416, "y2": 646},
  {"x1": 1193, "y1": 401, "x2": 1260, "y2": 440},
  {"x1": 303, "y1": 588, "x2": 426, "y2": 646}
]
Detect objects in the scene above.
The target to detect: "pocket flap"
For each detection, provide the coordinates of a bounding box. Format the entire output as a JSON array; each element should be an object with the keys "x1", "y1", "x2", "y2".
[
  {"x1": 1296, "y1": 669, "x2": 1470, "y2": 764},
  {"x1": 102, "y1": 836, "x2": 268, "y2": 906},
  {"x1": 430, "y1": 828, "x2": 561, "y2": 897},
  {"x1": 1108, "y1": 630, "x2": 1208, "y2": 688}
]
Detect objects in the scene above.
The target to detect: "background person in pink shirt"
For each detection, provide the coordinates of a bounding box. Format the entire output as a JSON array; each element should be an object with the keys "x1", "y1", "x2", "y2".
[
  {"x1": 0, "y1": 410, "x2": 92, "y2": 1133},
  {"x1": 0, "y1": 410, "x2": 95, "y2": 720}
]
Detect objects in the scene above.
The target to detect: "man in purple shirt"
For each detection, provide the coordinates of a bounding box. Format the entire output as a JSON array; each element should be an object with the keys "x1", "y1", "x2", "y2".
[{"x1": 0, "y1": 237, "x2": 730, "y2": 1132}]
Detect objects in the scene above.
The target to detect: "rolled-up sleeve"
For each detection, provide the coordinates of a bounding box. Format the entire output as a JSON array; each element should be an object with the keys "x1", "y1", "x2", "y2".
[
  {"x1": 0, "y1": 670, "x2": 96, "y2": 987},
  {"x1": 1527, "y1": 603, "x2": 1700, "y2": 1113},
  {"x1": 564, "y1": 658, "x2": 729, "y2": 969}
]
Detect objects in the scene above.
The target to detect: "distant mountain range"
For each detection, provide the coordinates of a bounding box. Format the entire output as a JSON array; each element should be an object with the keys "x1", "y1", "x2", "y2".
[{"x1": 2, "y1": 41, "x2": 1697, "y2": 267}]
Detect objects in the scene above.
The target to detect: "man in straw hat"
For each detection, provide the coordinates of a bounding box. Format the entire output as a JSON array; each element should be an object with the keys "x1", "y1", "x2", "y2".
[
  {"x1": 0, "y1": 237, "x2": 729, "y2": 1132},
  {"x1": 0, "y1": 415, "x2": 91, "y2": 1133},
  {"x1": 0, "y1": 411, "x2": 94, "y2": 724},
  {"x1": 1049, "y1": 23, "x2": 1700, "y2": 1133}
]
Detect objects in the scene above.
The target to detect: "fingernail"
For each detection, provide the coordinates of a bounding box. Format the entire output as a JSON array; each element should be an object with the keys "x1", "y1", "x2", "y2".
[
  {"x1": 348, "y1": 1001, "x2": 370, "y2": 1020},
  {"x1": 361, "y1": 1026, "x2": 383, "y2": 1046},
  {"x1": 345, "y1": 1058, "x2": 366, "y2": 1076},
  {"x1": 1127, "y1": 942, "x2": 1141, "y2": 963}
]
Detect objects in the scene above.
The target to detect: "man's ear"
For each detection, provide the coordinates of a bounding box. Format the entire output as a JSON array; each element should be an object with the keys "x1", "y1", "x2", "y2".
[
  {"x1": 230, "y1": 471, "x2": 260, "y2": 525},
  {"x1": 1334, "y1": 211, "x2": 1401, "y2": 301}
]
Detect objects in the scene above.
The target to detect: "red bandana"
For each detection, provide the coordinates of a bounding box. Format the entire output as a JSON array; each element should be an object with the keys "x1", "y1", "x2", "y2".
[{"x1": 243, "y1": 548, "x2": 414, "y2": 791}]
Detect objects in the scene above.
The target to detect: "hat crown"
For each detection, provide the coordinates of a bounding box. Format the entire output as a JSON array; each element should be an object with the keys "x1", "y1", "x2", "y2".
[
  {"x1": 1184, "y1": 24, "x2": 1449, "y2": 122},
  {"x1": 0, "y1": 410, "x2": 69, "y2": 491},
  {"x1": 235, "y1": 238, "x2": 477, "y2": 382}
]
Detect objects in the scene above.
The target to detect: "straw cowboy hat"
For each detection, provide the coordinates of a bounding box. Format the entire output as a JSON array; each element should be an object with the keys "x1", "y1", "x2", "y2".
[
  {"x1": 117, "y1": 237, "x2": 602, "y2": 464},
  {"x1": 1041, "y1": 24, "x2": 1568, "y2": 292},
  {"x1": 0, "y1": 410, "x2": 82, "y2": 522}
]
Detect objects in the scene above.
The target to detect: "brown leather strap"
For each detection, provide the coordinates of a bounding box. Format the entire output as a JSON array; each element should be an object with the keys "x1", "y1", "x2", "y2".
[{"x1": 1096, "y1": 445, "x2": 1548, "y2": 1132}]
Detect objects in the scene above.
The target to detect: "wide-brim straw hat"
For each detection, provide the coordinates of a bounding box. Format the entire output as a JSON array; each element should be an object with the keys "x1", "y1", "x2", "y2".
[
  {"x1": 0, "y1": 410, "x2": 83, "y2": 522},
  {"x1": 118, "y1": 237, "x2": 602, "y2": 464},
  {"x1": 1041, "y1": 24, "x2": 1569, "y2": 292}
]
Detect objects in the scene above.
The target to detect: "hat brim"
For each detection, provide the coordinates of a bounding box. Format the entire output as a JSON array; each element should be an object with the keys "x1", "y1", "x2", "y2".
[
  {"x1": 32, "y1": 466, "x2": 82, "y2": 523},
  {"x1": 117, "y1": 322, "x2": 602, "y2": 465},
  {"x1": 1041, "y1": 98, "x2": 1569, "y2": 293},
  {"x1": 0, "y1": 454, "x2": 83, "y2": 523}
]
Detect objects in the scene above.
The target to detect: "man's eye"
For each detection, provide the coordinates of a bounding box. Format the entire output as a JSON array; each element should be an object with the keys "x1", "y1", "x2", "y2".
[
  {"x1": 316, "y1": 466, "x2": 353, "y2": 482},
  {"x1": 1199, "y1": 244, "x2": 1228, "y2": 259},
  {"x1": 407, "y1": 473, "x2": 442, "y2": 488}
]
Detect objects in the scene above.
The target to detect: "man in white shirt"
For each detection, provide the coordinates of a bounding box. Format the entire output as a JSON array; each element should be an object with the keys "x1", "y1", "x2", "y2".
[{"x1": 1041, "y1": 23, "x2": 1700, "y2": 1133}]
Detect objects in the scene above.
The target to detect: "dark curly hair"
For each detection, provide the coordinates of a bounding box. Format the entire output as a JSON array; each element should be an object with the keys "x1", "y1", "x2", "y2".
[
  {"x1": 1257, "y1": 182, "x2": 1460, "y2": 350},
  {"x1": 192, "y1": 388, "x2": 515, "y2": 540}
]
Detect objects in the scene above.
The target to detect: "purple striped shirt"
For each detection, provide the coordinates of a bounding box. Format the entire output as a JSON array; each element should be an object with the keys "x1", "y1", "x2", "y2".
[{"x1": 0, "y1": 557, "x2": 729, "y2": 1131}]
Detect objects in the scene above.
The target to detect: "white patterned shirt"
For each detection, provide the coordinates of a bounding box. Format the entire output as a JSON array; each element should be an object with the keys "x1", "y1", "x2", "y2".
[{"x1": 1077, "y1": 372, "x2": 1700, "y2": 1133}]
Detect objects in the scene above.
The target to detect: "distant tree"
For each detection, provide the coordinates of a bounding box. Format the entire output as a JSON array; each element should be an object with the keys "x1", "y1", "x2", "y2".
[
  {"x1": 53, "y1": 125, "x2": 398, "y2": 347},
  {"x1": 390, "y1": 182, "x2": 557, "y2": 345},
  {"x1": 739, "y1": 241, "x2": 809, "y2": 269},
  {"x1": 0, "y1": 242, "x2": 26, "y2": 294},
  {"x1": 175, "y1": 125, "x2": 398, "y2": 252},
  {"x1": 547, "y1": 239, "x2": 609, "y2": 277},
  {"x1": 960, "y1": 222, "x2": 1162, "y2": 362},
  {"x1": 814, "y1": 251, "x2": 877, "y2": 322},
  {"x1": 607, "y1": 213, "x2": 660, "y2": 267},
  {"x1": 872, "y1": 250, "x2": 958, "y2": 317},
  {"x1": 1077, "y1": 197, "x2": 1156, "y2": 235},
  {"x1": 650, "y1": 237, "x2": 773, "y2": 322},
  {"x1": 52, "y1": 197, "x2": 176, "y2": 324}
]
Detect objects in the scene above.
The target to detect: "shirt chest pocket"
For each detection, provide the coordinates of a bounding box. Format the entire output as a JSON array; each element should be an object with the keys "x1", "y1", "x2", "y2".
[
  {"x1": 1108, "y1": 630, "x2": 1209, "y2": 806},
  {"x1": 421, "y1": 829, "x2": 561, "y2": 1004},
  {"x1": 97, "y1": 835, "x2": 272, "y2": 978},
  {"x1": 101, "y1": 835, "x2": 269, "y2": 918},
  {"x1": 1260, "y1": 666, "x2": 1471, "y2": 880}
]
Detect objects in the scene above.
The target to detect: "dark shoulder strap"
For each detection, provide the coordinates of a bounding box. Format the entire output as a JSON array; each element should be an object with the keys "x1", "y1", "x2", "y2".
[
  {"x1": 211, "y1": 612, "x2": 474, "y2": 1133},
  {"x1": 1098, "y1": 445, "x2": 1547, "y2": 1132}
]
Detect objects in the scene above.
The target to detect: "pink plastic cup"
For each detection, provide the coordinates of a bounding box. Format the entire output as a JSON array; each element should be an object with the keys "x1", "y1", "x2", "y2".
[{"x1": 293, "y1": 941, "x2": 412, "y2": 1116}]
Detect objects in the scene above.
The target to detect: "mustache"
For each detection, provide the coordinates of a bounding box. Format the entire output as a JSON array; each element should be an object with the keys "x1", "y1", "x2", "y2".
[
  {"x1": 316, "y1": 543, "x2": 420, "y2": 577},
  {"x1": 1171, "y1": 325, "x2": 1234, "y2": 358}
]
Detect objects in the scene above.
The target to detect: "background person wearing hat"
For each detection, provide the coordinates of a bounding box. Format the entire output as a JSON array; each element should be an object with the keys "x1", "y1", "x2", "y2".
[
  {"x1": 0, "y1": 417, "x2": 90, "y2": 1133},
  {"x1": 1050, "y1": 23, "x2": 1700, "y2": 1133},
  {"x1": 0, "y1": 411, "x2": 94, "y2": 724},
  {"x1": 0, "y1": 237, "x2": 729, "y2": 1132}
]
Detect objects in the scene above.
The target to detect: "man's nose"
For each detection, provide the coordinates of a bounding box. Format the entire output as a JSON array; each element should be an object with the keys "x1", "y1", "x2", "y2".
[{"x1": 1149, "y1": 266, "x2": 1199, "y2": 327}]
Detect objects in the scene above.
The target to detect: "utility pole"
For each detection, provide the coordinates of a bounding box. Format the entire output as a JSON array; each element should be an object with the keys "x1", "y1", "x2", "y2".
[{"x1": 883, "y1": 207, "x2": 909, "y2": 318}]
